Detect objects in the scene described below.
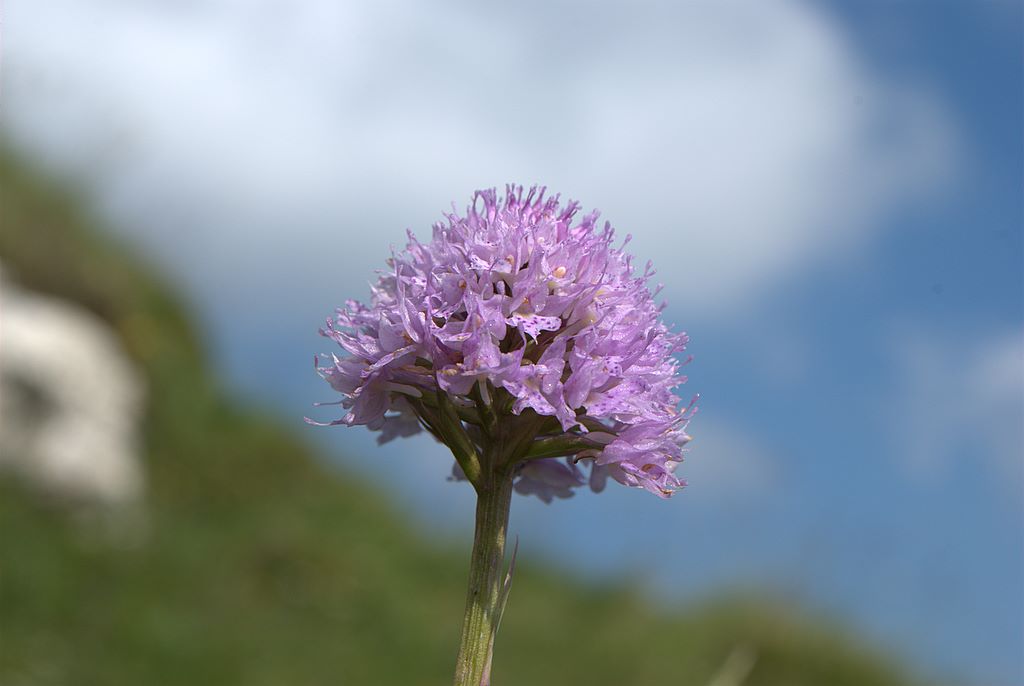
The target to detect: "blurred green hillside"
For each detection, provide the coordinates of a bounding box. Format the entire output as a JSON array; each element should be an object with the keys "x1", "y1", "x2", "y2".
[{"x1": 0, "y1": 150, "x2": 922, "y2": 686}]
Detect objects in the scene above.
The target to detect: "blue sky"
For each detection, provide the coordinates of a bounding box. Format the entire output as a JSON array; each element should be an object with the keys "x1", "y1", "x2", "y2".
[{"x1": 3, "y1": 1, "x2": 1021, "y2": 683}]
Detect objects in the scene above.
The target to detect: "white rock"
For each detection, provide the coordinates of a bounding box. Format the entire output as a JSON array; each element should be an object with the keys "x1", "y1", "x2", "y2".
[{"x1": 0, "y1": 268, "x2": 145, "y2": 506}]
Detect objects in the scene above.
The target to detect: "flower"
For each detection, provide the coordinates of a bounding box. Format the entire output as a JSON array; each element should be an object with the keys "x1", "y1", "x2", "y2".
[{"x1": 310, "y1": 185, "x2": 696, "y2": 499}]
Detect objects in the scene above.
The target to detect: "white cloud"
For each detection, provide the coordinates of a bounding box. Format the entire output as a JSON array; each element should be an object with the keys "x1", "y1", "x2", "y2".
[
  {"x1": 889, "y1": 328, "x2": 1024, "y2": 489},
  {"x1": 2, "y1": 0, "x2": 954, "y2": 319},
  {"x1": 678, "y1": 419, "x2": 780, "y2": 505}
]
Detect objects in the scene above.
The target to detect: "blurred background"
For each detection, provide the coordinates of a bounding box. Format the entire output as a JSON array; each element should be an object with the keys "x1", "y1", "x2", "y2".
[{"x1": 1, "y1": 1, "x2": 1021, "y2": 685}]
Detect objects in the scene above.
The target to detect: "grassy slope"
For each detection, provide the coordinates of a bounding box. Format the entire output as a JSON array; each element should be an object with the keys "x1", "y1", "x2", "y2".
[{"x1": 0, "y1": 150, "x2": 920, "y2": 686}]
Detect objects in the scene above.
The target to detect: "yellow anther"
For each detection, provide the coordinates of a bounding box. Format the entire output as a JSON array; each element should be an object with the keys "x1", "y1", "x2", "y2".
[{"x1": 553, "y1": 266, "x2": 567, "y2": 278}]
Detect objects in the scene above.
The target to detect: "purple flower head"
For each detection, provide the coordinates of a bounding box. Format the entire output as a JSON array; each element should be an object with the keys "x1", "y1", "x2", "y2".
[{"x1": 310, "y1": 186, "x2": 697, "y2": 499}]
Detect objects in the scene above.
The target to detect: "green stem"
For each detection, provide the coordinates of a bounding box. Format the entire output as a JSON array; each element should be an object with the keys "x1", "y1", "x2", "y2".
[{"x1": 453, "y1": 470, "x2": 514, "y2": 686}]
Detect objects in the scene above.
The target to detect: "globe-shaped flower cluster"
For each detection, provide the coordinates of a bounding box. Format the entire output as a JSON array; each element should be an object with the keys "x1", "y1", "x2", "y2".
[{"x1": 312, "y1": 186, "x2": 696, "y2": 500}]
